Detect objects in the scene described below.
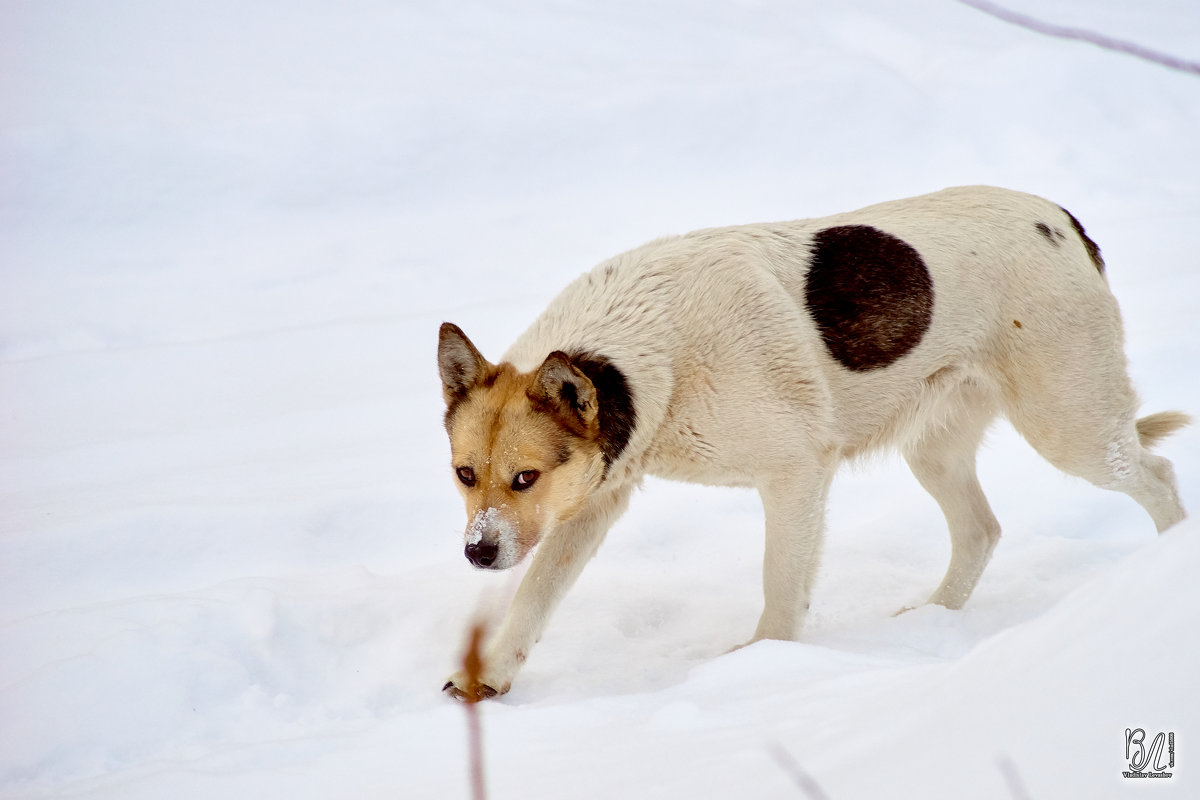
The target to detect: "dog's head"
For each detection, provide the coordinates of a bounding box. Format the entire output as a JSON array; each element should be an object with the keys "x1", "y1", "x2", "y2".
[{"x1": 437, "y1": 322, "x2": 615, "y2": 570}]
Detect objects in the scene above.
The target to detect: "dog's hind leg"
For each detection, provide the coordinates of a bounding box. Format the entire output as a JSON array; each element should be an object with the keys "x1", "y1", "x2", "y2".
[
  {"x1": 1007, "y1": 391, "x2": 1188, "y2": 534},
  {"x1": 751, "y1": 464, "x2": 836, "y2": 642},
  {"x1": 1128, "y1": 412, "x2": 1191, "y2": 530},
  {"x1": 998, "y1": 305, "x2": 1188, "y2": 534},
  {"x1": 904, "y1": 381, "x2": 1003, "y2": 609}
]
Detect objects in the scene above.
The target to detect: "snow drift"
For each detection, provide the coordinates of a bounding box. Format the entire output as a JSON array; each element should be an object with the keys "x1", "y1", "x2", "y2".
[{"x1": 2, "y1": 0, "x2": 1197, "y2": 797}]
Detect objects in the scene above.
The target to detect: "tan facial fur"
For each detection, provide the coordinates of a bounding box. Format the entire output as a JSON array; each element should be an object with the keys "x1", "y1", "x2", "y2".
[{"x1": 440, "y1": 326, "x2": 606, "y2": 570}]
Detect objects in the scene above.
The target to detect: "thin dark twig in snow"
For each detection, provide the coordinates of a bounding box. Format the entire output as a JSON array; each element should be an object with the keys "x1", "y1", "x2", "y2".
[
  {"x1": 767, "y1": 742, "x2": 832, "y2": 800},
  {"x1": 465, "y1": 701, "x2": 487, "y2": 800},
  {"x1": 998, "y1": 755, "x2": 1033, "y2": 800},
  {"x1": 959, "y1": 0, "x2": 1200, "y2": 76}
]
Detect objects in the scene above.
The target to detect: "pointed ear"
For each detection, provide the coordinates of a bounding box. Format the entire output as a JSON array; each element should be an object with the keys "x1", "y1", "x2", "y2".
[
  {"x1": 438, "y1": 322, "x2": 490, "y2": 405},
  {"x1": 529, "y1": 352, "x2": 598, "y2": 429}
]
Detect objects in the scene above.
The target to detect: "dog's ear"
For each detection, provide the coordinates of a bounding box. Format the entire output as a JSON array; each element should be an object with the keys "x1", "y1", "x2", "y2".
[
  {"x1": 438, "y1": 323, "x2": 490, "y2": 405},
  {"x1": 530, "y1": 352, "x2": 598, "y2": 430}
]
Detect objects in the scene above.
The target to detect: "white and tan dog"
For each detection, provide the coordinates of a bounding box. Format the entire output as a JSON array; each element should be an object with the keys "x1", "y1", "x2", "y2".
[{"x1": 437, "y1": 185, "x2": 1187, "y2": 699}]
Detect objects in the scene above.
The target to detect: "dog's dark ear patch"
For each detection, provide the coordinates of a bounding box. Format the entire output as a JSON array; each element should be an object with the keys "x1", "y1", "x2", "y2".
[
  {"x1": 804, "y1": 225, "x2": 934, "y2": 371},
  {"x1": 564, "y1": 352, "x2": 636, "y2": 470},
  {"x1": 438, "y1": 323, "x2": 490, "y2": 422},
  {"x1": 1059, "y1": 206, "x2": 1105, "y2": 274}
]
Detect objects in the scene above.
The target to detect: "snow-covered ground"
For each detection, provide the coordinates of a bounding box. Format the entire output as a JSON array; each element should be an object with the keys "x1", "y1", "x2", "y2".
[{"x1": 3, "y1": 1, "x2": 1198, "y2": 797}]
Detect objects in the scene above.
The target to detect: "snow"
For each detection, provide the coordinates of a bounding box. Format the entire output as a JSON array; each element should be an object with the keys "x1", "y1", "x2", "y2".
[{"x1": 2, "y1": 0, "x2": 1198, "y2": 797}]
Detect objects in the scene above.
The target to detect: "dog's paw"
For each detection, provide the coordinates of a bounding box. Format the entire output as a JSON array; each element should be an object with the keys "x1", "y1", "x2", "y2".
[{"x1": 442, "y1": 670, "x2": 507, "y2": 702}]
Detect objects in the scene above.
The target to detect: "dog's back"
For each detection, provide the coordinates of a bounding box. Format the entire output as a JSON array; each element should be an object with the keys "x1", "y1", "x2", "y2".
[{"x1": 505, "y1": 187, "x2": 1156, "y2": 481}]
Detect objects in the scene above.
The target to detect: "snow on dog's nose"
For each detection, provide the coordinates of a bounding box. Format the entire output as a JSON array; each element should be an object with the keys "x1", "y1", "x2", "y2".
[{"x1": 464, "y1": 507, "x2": 515, "y2": 569}]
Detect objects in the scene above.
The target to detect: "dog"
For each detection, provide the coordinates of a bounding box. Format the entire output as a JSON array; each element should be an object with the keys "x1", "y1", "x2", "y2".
[{"x1": 437, "y1": 185, "x2": 1188, "y2": 700}]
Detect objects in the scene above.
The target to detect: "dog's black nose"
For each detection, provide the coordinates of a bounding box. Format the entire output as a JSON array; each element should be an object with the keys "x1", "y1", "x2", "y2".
[{"x1": 465, "y1": 541, "x2": 499, "y2": 568}]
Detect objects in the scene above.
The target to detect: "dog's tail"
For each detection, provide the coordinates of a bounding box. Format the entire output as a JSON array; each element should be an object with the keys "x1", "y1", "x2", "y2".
[{"x1": 1136, "y1": 411, "x2": 1191, "y2": 448}]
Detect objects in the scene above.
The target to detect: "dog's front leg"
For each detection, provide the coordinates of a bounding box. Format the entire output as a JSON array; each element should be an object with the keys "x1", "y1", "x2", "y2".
[
  {"x1": 750, "y1": 468, "x2": 835, "y2": 643},
  {"x1": 444, "y1": 485, "x2": 632, "y2": 700}
]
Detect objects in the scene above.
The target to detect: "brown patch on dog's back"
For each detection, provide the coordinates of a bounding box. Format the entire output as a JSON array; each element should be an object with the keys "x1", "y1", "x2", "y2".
[
  {"x1": 804, "y1": 225, "x2": 934, "y2": 371},
  {"x1": 1059, "y1": 206, "x2": 1106, "y2": 274}
]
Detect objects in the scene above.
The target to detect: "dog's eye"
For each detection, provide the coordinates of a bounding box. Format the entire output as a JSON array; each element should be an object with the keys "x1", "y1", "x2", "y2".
[
  {"x1": 512, "y1": 470, "x2": 539, "y2": 491},
  {"x1": 456, "y1": 466, "x2": 476, "y2": 487}
]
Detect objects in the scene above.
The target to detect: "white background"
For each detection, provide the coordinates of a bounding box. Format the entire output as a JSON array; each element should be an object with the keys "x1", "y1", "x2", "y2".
[{"x1": 3, "y1": 1, "x2": 1198, "y2": 797}]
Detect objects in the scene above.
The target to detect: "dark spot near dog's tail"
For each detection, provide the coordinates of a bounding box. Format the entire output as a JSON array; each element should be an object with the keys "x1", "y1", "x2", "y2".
[
  {"x1": 1034, "y1": 221, "x2": 1066, "y2": 246},
  {"x1": 1059, "y1": 206, "x2": 1106, "y2": 274}
]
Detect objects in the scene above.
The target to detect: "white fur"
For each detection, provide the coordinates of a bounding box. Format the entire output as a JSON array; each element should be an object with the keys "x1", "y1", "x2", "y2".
[{"x1": 447, "y1": 185, "x2": 1186, "y2": 697}]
